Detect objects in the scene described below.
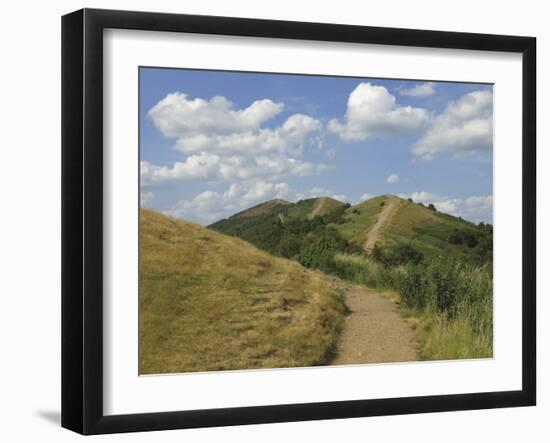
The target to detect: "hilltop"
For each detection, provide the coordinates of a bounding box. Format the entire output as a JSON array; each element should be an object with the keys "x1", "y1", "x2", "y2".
[
  {"x1": 139, "y1": 208, "x2": 346, "y2": 374},
  {"x1": 217, "y1": 196, "x2": 347, "y2": 223},
  {"x1": 209, "y1": 197, "x2": 351, "y2": 260},
  {"x1": 210, "y1": 194, "x2": 492, "y2": 266},
  {"x1": 334, "y1": 195, "x2": 491, "y2": 262},
  {"x1": 231, "y1": 198, "x2": 291, "y2": 218}
]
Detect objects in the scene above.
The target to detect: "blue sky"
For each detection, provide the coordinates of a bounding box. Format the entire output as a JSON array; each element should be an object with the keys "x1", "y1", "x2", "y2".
[{"x1": 140, "y1": 67, "x2": 493, "y2": 225}]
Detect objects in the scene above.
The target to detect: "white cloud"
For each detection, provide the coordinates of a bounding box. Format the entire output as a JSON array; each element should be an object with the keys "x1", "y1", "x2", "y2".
[
  {"x1": 165, "y1": 180, "x2": 290, "y2": 225},
  {"x1": 413, "y1": 90, "x2": 493, "y2": 160},
  {"x1": 330, "y1": 194, "x2": 348, "y2": 202},
  {"x1": 328, "y1": 82, "x2": 430, "y2": 141},
  {"x1": 399, "y1": 191, "x2": 493, "y2": 223},
  {"x1": 400, "y1": 82, "x2": 436, "y2": 97},
  {"x1": 149, "y1": 92, "x2": 321, "y2": 157},
  {"x1": 434, "y1": 199, "x2": 459, "y2": 214},
  {"x1": 140, "y1": 191, "x2": 154, "y2": 207},
  {"x1": 397, "y1": 191, "x2": 438, "y2": 203},
  {"x1": 357, "y1": 192, "x2": 374, "y2": 203},
  {"x1": 148, "y1": 92, "x2": 284, "y2": 138},
  {"x1": 386, "y1": 174, "x2": 400, "y2": 184},
  {"x1": 173, "y1": 113, "x2": 321, "y2": 157},
  {"x1": 312, "y1": 135, "x2": 325, "y2": 150},
  {"x1": 143, "y1": 92, "x2": 328, "y2": 195},
  {"x1": 144, "y1": 92, "x2": 337, "y2": 224},
  {"x1": 461, "y1": 195, "x2": 494, "y2": 222},
  {"x1": 141, "y1": 155, "x2": 328, "y2": 186},
  {"x1": 140, "y1": 153, "x2": 221, "y2": 185}
]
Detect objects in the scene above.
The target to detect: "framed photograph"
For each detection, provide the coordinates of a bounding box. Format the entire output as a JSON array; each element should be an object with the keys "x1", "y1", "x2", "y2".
[{"x1": 62, "y1": 8, "x2": 536, "y2": 435}]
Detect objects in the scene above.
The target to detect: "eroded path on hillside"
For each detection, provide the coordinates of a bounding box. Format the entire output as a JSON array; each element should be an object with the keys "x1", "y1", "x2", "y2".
[
  {"x1": 331, "y1": 285, "x2": 418, "y2": 365},
  {"x1": 363, "y1": 198, "x2": 400, "y2": 253},
  {"x1": 308, "y1": 197, "x2": 328, "y2": 220}
]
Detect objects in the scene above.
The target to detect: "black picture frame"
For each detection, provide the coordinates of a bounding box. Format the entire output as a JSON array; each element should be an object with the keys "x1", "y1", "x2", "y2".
[{"x1": 61, "y1": 8, "x2": 536, "y2": 435}]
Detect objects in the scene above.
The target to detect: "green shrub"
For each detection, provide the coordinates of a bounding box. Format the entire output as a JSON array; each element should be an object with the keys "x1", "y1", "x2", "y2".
[
  {"x1": 371, "y1": 243, "x2": 424, "y2": 266},
  {"x1": 332, "y1": 253, "x2": 493, "y2": 360},
  {"x1": 447, "y1": 228, "x2": 479, "y2": 248}
]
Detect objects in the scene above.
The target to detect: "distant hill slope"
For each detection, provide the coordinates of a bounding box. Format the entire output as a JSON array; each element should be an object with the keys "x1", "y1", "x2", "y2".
[
  {"x1": 210, "y1": 195, "x2": 492, "y2": 266},
  {"x1": 335, "y1": 195, "x2": 490, "y2": 261},
  {"x1": 222, "y1": 197, "x2": 346, "y2": 222},
  {"x1": 231, "y1": 198, "x2": 291, "y2": 218},
  {"x1": 209, "y1": 197, "x2": 350, "y2": 255},
  {"x1": 140, "y1": 209, "x2": 346, "y2": 374}
]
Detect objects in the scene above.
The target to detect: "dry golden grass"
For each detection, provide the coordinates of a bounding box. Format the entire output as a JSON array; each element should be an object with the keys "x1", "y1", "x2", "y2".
[
  {"x1": 383, "y1": 198, "x2": 484, "y2": 260},
  {"x1": 140, "y1": 209, "x2": 346, "y2": 374},
  {"x1": 334, "y1": 195, "x2": 387, "y2": 246},
  {"x1": 385, "y1": 198, "x2": 437, "y2": 237}
]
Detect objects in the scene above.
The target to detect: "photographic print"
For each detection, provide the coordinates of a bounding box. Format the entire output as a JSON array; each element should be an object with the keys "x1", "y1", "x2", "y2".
[{"x1": 139, "y1": 67, "x2": 493, "y2": 375}]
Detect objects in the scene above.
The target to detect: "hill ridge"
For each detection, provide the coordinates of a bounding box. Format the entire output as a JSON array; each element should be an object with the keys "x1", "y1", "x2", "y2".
[
  {"x1": 213, "y1": 196, "x2": 347, "y2": 224},
  {"x1": 210, "y1": 194, "x2": 492, "y2": 265}
]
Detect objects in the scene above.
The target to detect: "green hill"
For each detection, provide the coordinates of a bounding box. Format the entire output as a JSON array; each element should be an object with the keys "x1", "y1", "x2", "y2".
[
  {"x1": 208, "y1": 195, "x2": 493, "y2": 362},
  {"x1": 214, "y1": 197, "x2": 346, "y2": 224},
  {"x1": 334, "y1": 195, "x2": 492, "y2": 263},
  {"x1": 231, "y1": 198, "x2": 291, "y2": 218},
  {"x1": 209, "y1": 197, "x2": 352, "y2": 263},
  {"x1": 140, "y1": 208, "x2": 346, "y2": 374},
  {"x1": 210, "y1": 194, "x2": 492, "y2": 267}
]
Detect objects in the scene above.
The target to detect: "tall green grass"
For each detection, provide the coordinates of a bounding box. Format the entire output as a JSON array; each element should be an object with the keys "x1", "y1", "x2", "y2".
[{"x1": 333, "y1": 253, "x2": 493, "y2": 360}]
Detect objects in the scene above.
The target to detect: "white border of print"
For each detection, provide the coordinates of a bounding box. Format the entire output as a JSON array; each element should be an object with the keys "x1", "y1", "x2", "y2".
[{"x1": 103, "y1": 29, "x2": 522, "y2": 415}]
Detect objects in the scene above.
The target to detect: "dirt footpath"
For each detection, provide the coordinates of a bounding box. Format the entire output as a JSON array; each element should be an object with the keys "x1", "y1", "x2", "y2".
[
  {"x1": 363, "y1": 198, "x2": 400, "y2": 253},
  {"x1": 331, "y1": 286, "x2": 418, "y2": 365}
]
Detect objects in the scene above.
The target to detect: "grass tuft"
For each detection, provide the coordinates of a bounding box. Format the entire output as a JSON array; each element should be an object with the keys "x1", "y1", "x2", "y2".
[{"x1": 332, "y1": 253, "x2": 493, "y2": 360}]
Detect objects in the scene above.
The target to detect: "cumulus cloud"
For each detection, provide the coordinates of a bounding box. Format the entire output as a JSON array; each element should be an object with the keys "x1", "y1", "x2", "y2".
[
  {"x1": 165, "y1": 180, "x2": 290, "y2": 224},
  {"x1": 149, "y1": 92, "x2": 320, "y2": 157},
  {"x1": 400, "y1": 82, "x2": 436, "y2": 97},
  {"x1": 399, "y1": 191, "x2": 493, "y2": 223},
  {"x1": 148, "y1": 93, "x2": 284, "y2": 138},
  {"x1": 172, "y1": 113, "x2": 322, "y2": 157},
  {"x1": 328, "y1": 82, "x2": 430, "y2": 141},
  {"x1": 141, "y1": 155, "x2": 328, "y2": 186},
  {"x1": 399, "y1": 191, "x2": 438, "y2": 203},
  {"x1": 140, "y1": 153, "x2": 221, "y2": 185},
  {"x1": 140, "y1": 191, "x2": 154, "y2": 207},
  {"x1": 142, "y1": 92, "x2": 328, "y2": 192},
  {"x1": 413, "y1": 90, "x2": 493, "y2": 160},
  {"x1": 386, "y1": 174, "x2": 400, "y2": 184},
  {"x1": 357, "y1": 192, "x2": 374, "y2": 203}
]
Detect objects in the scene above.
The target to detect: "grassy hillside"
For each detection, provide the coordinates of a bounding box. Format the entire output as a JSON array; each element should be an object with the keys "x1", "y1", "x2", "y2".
[
  {"x1": 140, "y1": 209, "x2": 346, "y2": 374},
  {"x1": 209, "y1": 194, "x2": 493, "y2": 361},
  {"x1": 300, "y1": 197, "x2": 347, "y2": 220},
  {"x1": 332, "y1": 195, "x2": 490, "y2": 263},
  {"x1": 380, "y1": 197, "x2": 489, "y2": 261},
  {"x1": 209, "y1": 197, "x2": 354, "y2": 268},
  {"x1": 231, "y1": 198, "x2": 290, "y2": 218},
  {"x1": 333, "y1": 195, "x2": 389, "y2": 246},
  {"x1": 213, "y1": 197, "x2": 346, "y2": 225},
  {"x1": 212, "y1": 194, "x2": 492, "y2": 268}
]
